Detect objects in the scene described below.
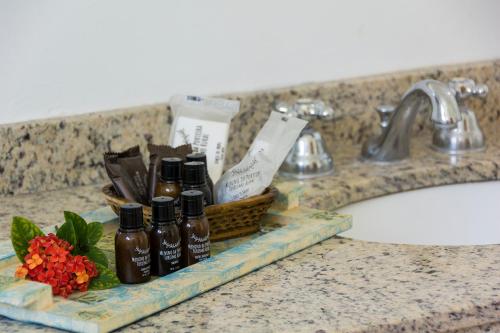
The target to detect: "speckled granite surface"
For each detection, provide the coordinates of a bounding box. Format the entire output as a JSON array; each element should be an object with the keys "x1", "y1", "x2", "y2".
[
  {"x1": 1, "y1": 61, "x2": 499, "y2": 332},
  {"x1": 0, "y1": 105, "x2": 170, "y2": 196},
  {"x1": 0, "y1": 184, "x2": 104, "y2": 243},
  {"x1": 1, "y1": 60, "x2": 499, "y2": 196},
  {"x1": 275, "y1": 136, "x2": 500, "y2": 212},
  {"x1": 1, "y1": 139, "x2": 499, "y2": 331}
]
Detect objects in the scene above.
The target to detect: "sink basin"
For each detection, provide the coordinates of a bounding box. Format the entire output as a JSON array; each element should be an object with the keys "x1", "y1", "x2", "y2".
[{"x1": 337, "y1": 181, "x2": 500, "y2": 246}]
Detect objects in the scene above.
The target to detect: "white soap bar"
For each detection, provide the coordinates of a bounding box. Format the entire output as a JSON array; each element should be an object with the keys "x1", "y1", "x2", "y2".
[
  {"x1": 168, "y1": 95, "x2": 240, "y2": 182},
  {"x1": 215, "y1": 112, "x2": 308, "y2": 203}
]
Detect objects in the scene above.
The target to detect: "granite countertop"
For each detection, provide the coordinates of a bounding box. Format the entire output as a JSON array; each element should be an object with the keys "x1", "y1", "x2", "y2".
[
  {"x1": 1, "y1": 60, "x2": 499, "y2": 332},
  {"x1": 1, "y1": 132, "x2": 499, "y2": 332}
]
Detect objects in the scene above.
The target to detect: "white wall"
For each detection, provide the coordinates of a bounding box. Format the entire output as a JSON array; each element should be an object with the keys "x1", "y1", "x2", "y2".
[{"x1": 1, "y1": 0, "x2": 500, "y2": 124}]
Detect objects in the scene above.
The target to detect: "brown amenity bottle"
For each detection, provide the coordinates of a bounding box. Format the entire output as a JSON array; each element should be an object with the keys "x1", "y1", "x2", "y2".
[
  {"x1": 150, "y1": 196, "x2": 181, "y2": 276},
  {"x1": 186, "y1": 152, "x2": 214, "y2": 198},
  {"x1": 155, "y1": 157, "x2": 182, "y2": 213},
  {"x1": 180, "y1": 190, "x2": 210, "y2": 267},
  {"x1": 115, "y1": 203, "x2": 151, "y2": 284},
  {"x1": 182, "y1": 161, "x2": 213, "y2": 206}
]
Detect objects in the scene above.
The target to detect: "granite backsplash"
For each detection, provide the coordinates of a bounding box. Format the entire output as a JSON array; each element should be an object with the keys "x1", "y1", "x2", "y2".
[{"x1": 1, "y1": 60, "x2": 498, "y2": 196}]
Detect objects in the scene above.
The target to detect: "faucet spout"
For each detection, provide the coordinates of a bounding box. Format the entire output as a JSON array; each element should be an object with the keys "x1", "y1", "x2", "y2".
[
  {"x1": 362, "y1": 80, "x2": 462, "y2": 162},
  {"x1": 403, "y1": 80, "x2": 462, "y2": 127}
]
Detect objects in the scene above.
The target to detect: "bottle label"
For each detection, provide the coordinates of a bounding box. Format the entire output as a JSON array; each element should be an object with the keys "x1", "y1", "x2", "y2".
[
  {"x1": 159, "y1": 239, "x2": 181, "y2": 272},
  {"x1": 132, "y1": 246, "x2": 151, "y2": 277},
  {"x1": 187, "y1": 232, "x2": 210, "y2": 262}
]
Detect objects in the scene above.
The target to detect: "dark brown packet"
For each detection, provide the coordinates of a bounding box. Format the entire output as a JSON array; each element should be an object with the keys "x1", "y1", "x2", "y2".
[
  {"x1": 103, "y1": 153, "x2": 141, "y2": 202},
  {"x1": 117, "y1": 155, "x2": 149, "y2": 204},
  {"x1": 103, "y1": 146, "x2": 149, "y2": 204},
  {"x1": 147, "y1": 144, "x2": 193, "y2": 203}
]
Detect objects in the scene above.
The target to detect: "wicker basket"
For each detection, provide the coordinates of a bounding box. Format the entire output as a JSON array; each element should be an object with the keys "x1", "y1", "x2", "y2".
[{"x1": 102, "y1": 184, "x2": 278, "y2": 241}]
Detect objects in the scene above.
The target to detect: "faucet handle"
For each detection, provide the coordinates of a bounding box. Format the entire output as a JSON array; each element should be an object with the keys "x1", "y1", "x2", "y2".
[
  {"x1": 448, "y1": 77, "x2": 488, "y2": 102},
  {"x1": 274, "y1": 101, "x2": 292, "y2": 113},
  {"x1": 293, "y1": 98, "x2": 335, "y2": 121},
  {"x1": 375, "y1": 105, "x2": 396, "y2": 129},
  {"x1": 275, "y1": 99, "x2": 335, "y2": 121}
]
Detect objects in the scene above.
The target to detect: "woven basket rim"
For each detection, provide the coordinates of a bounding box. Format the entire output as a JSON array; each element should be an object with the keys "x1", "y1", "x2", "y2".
[{"x1": 101, "y1": 183, "x2": 278, "y2": 210}]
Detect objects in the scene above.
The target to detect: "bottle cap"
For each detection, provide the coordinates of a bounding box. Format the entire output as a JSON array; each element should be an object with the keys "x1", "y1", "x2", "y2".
[
  {"x1": 151, "y1": 196, "x2": 176, "y2": 225},
  {"x1": 160, "y1": 157, "x2": 182, "y2": 181},
  {"x1": 119, "y1": 203, "x2": 144, "y2": 229},
  {"x1": 186, "y1": 152, "x2": 207, "y2": 165},
  {"x1": 183, "y1": 161, "x2": 206, "y2": 185},
  {"x1": 181, "y1": 190, "x2": 204, "y2": 216}
]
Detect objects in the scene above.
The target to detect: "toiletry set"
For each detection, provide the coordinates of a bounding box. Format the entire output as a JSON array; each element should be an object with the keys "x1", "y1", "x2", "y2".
[
  {"x1": 104, "y1": 95, "x2": 307, "y2": 284},
  {"x1": 1, "y1": 93, "x2": 352, "y2": 333},
  {"x1": 115, "y1": 160, "x2": 212, "y2": 284}
]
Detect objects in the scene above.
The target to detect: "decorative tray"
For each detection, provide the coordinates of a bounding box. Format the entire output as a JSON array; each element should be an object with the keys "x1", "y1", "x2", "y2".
[{"x1": 0, "y1": 206, "x2": 351, "y2": 333}]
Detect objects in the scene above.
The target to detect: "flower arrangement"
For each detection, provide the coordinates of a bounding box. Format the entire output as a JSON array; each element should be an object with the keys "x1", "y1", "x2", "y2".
[{"x1": 11, "y1": 211, "x2": 119, "y2": 297}]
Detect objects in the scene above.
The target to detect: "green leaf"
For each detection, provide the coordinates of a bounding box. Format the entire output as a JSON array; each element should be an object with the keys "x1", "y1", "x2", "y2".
[
  {"x1": 56, "y1": 219, "x2": 77, "y2": 247},
  {"x1": 64, "y1": 211, "x2": 88, "y2": 251},
  {"x1": 11, "y1": 216, "x2": 45, "y2": 262},
  {"x1": 87, "y1": 222, "x2": 103, "y2": 246},
  {"x1": 89, "y1": 263, "x2": 120, "y2": 290},
  {"x1": 85, "y1": 246, "x2": 108, "y2": 267}
]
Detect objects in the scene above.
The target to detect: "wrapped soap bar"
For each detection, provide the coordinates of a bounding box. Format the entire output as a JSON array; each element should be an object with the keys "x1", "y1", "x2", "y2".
[
  {"x1": 214, "y1": 112, "x2": 307, "y2": 204},
  {"x1": 168, "y1": 95, "x2": 240, "y2": 183}
]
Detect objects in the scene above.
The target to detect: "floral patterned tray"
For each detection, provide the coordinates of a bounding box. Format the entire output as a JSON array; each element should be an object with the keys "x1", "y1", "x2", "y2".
[{"x1": 0, "y1": 206, "x2": 351, "y2": 333}]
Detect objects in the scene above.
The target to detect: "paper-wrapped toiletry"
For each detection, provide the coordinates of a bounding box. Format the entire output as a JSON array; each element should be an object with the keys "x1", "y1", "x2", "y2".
[
  {"x1": 168, "y1": 95, "x2": 240, "y2": 183},
  {"x1": 214, "y1": 111, "x2": 307, "y2": 204}
]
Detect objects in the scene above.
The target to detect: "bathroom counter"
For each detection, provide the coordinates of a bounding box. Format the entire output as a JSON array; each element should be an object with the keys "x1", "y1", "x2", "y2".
[{"x1": 1, "y1": 133, "x2": 499, "y2": 333}]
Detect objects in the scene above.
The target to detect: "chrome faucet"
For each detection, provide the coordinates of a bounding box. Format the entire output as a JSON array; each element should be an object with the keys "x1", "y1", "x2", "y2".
[
  {"x1": 276, "y1": 98, "x2": 335, "y2": 179},
  {"x1": 362, "y1": 79, "x2": 468, "y2": 162},
  {"x1": 432, "y1": 78, "x2": 487, "y2": 154}
]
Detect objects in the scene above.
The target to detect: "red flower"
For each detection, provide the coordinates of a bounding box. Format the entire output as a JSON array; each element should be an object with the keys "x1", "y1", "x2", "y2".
[
  {"x1": 26, "y1": 253, "x2": 43, "y2": 269},
  {"x1": 15, "y1": 265, "x2": 28, "y2": 278},
  {"x1": 14, "y1": 234, "x2": 99, "y2": 298}
]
